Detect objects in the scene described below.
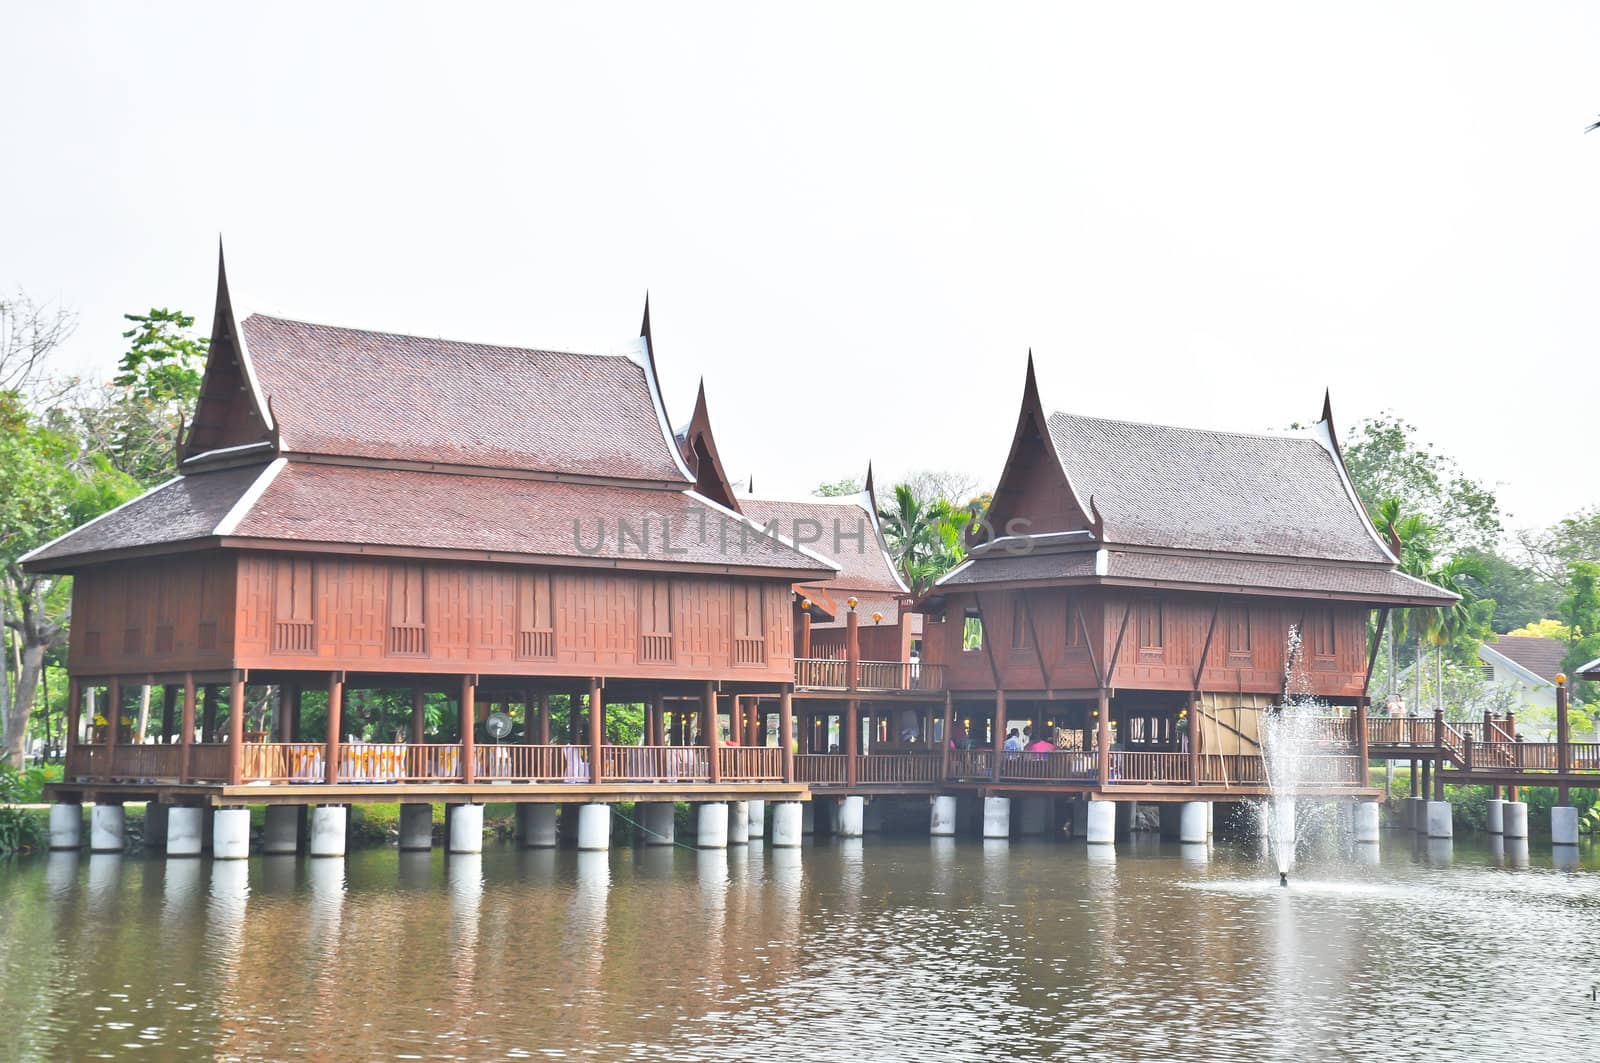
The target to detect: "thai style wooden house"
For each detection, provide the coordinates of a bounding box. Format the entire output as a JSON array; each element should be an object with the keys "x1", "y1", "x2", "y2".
[
  {"x1": 26, "y1": 256, "x2": 837, "y2": 811},
  {"x1": 920, "y1": 356, "x2": 1458, "y2": 801},
  {"x1": 675, "y1": 385, "x2": 943, "y2": 791}
]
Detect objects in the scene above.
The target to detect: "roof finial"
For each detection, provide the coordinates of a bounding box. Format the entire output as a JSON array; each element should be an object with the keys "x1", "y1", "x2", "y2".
[
  {"x1": 639, "y1": 292, "x2": 659, "y2": 383},
  {"x1": 1320, "y1": 387, "x2": 1334, "y2": 428}
]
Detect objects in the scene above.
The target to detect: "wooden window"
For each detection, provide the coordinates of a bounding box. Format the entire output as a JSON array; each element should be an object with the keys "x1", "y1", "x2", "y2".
[
  {"x1": 639, "y1": 577, "x2": 674, "y2": 662},
  {"x1": 272, "y1": 559, "x2": 316, "y2": 654},
  {"x1": 387, "y1": 563, "x2": 428, "y2": 657},
  {"x1": 123, "y1": 627, "x2": 142, "y2": 655},
  {"x1": 197, "y1": 622, "x2": 218, "y2": 653},
  {"x1": 1312, "y1": 609, "x2": 1337, "y2": 658},
  {"x1": 1064, "y1": 593, "x2": 1082, "y2": 647},
  {"x1": 1010, "y1": 599, "x2": 1028, "y2": 650},
  {"x1": 962, "y1": 612, "x2": 984, "y2": 652},
  {"x1": 516, "y1": 571, "x2": 555, "y2": 660},
  {"x1": 732, "y1": 583, "x2": 766, "y2": 666},
  {"x1": 1226, "y1": 607, "x2": 1251, "y2": 657},
  {"x1": 1137, "y1": 599, "x2": 1163, "y2": 652}
]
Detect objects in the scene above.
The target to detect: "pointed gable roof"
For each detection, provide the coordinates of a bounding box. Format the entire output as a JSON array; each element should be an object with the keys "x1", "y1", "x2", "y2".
[
  {"x1": 181, "y1": 244, "x2": 275, "y2": 461},
  {"x1": 675, "y1": 379, "x2": 742, "y2": 513}
]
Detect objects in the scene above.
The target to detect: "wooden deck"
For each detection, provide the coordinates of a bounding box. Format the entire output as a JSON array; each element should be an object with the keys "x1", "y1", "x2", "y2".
[{"x1": 45, "y1": 779, "x2": 810, "y2": 808}]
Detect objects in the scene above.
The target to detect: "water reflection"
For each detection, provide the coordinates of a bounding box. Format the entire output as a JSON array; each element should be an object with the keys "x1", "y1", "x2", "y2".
[{"x1": 3, "y1": 837, "x2": 1598, "y2": 1062}]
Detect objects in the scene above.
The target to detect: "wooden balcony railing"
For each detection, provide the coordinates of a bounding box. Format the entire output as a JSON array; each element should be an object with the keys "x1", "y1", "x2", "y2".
[
  {"x1": 794, "y1": 658, "x2": 850, "y2": 688},
  {"x1": 997, "y1": 750, "x2": 1097, "y2": 781},
  {"x1": 948, "y1": 748, "x2": 994, "y2": 779},
  {"x1": 605, "y1": 745, "x2": 709, "y2": 782},
  {"x1": 854, "y1": 752, "x2": 944, "y2": 784},
  {"x1": 793, "y1": 658, "x2": 945, "y2": 692},
  {"x1": 67, "y1": 742, "x2": 231, "y2": 784},
  {"x1": 794, "y1": 753, "x2": 849, "y2": 784},
  {"x1": 1366, "y1": 717, "x2": 1441, "y2": 747},
  {"x1": 719, "y1": 746, "x2": 784, "y2": 781},
  {"x1": 1110, "y1": 751, "x2": 1192, "y2": 783}
]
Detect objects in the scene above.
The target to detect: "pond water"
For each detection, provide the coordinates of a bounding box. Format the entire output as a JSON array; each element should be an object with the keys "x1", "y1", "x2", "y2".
[{"x1": 1, "y1": 831, "x2": 1597, "y2": 1061}]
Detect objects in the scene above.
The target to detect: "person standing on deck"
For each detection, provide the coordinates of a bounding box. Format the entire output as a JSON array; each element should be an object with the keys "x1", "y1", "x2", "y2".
[{"x1": 1004, "y1": 729, "x2": 1023, "y2": 752}]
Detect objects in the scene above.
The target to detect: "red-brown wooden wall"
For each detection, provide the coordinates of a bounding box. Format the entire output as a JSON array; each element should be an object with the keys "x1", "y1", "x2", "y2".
[
  {"x1": 924, "y1": 586, "x2": 1368, "y2": 700},
  {"x1": 69, "y1": 550, "x2": 797, "y2": 684}
]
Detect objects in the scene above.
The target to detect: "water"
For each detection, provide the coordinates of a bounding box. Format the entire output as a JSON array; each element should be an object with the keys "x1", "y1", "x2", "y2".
[{"x1": 2, "y1": 835, "x2": 1597, "y2": 1062}]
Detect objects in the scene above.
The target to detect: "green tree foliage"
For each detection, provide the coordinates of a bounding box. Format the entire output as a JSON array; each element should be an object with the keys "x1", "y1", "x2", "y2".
[
  {"x1": 878, "y1": 483, "x2": 969, "y2": 595},
  {"x1": 1457, "y1": 547, "x2": 1563, "y2": 633},
  {"x1": 0, "y1": 294, "x2": 183, "y2": 762},
  {"x1": 1518, "y1": 507, "x2": 1600, "y2": 585},
  {"x1": 813, "y1": 477, "x2": 863, "y2": 498},
  {"x1": 1343, "y1": 413, "x2": 1502, "y2": 553}
]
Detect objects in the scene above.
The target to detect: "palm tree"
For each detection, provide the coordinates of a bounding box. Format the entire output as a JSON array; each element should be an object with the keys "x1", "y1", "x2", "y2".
[{"x1": 878, "y1": 484, "x2": 969, "y2": 595}]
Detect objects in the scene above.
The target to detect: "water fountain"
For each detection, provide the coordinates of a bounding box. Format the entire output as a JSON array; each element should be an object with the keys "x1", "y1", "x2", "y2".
[{"x1": 1257, "y1": 624, "x2": 1337, "y2": 886}]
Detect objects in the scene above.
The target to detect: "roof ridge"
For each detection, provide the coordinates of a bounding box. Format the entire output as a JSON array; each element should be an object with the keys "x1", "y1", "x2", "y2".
[
  {"x1": 1048, "y1": 408, "x2": 1319, "y2": 446},
  {"x1": 245, "y1": 312, "x2": 637, "y2": 363}
]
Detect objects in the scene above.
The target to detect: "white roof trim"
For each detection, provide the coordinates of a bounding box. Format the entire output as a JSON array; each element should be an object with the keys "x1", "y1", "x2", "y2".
[
  {"x1": 18, "y1": 475, "x2": 184, "y2": 564},
  {"x1": 180, "y1": 440, "x2": 275, "y2": 466},
  {"x1": 1311, "y1": 418, "x2": 1399, "y2": 564},
  {"x1": 684, "y1": 490, "x2": 841, "y2": 572},
  {"x1": 623, "y1": 335, "x2": 695, "y2": 484},
  {"x1": 1478, "y1": 642, "x2": 1555, "y2": 688},
  {"x1": 1095, "y1": 548, "x2": 1108, "y2": 576},
  {"x1": 969, "y1": 529, "x2": 1095, "y2": 557},
  {"x1": 932, "y1": 558, "x2": 975, "y2": 587},
  {"x1": 230, "y1": 307, "x2": 275, "y2": 434},
  {"x1": 214, "y1": 458, "x2": 287, "y2": 536}
]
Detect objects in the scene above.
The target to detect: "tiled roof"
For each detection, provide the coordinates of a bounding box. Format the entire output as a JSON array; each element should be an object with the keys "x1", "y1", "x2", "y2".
[
  {"x1": 1046, "y1": 412, "x2": 1390, "y2": 563},
  {"x1": 740, "y1": 495, "x2": 906, "y2": 592},
  {"x1": 937, "y1": 547, "x2": 1456, "y2": 603},
  {"x1": 1484, "y1": 635, "x2": 1567, "y2": 683},
  {"x1": 25, "y1": 461, "x2": 836, "y2": 576},
  {"x1": 21, "y1": 463, "x2": 269, "y2": 566},
  {"x1": 240, "y1": 315, "x2": 689, "y2": 482}
]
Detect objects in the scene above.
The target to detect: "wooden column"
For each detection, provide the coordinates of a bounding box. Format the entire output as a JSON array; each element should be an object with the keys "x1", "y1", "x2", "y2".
[
  {"x1": 1188, "y1": 692, "x2": 1201, "y2": 784},
  {"x1": 161, "y1": 685, "x2": 178, "y2": 743},
  {"x1": 940, "y1": 691, "x2": 954, "y2": 780},
  {"x1": 411, "y1": 683, "x2": 426, "y2": 746},
  {"x1": 588, "y1": 677, "x2": 603, "y2": 784},
  {"x1": 779, "y1": 688, "x2": 795, "y2": 783},
  {"x1": 66, "y1": 678, "x2": 81, "y2": 757},
  {"x1": 228, "y1": 672, "x2": 246, "y2": 785},
  {"x1": 107, "y1": 677, "x2": 122, "y2": 757},
  {"x1": 326, "y1": 672, "x2": 344, "y2": 784},
  {"x1": 647, "y1": 694, "x2": 663, "y2": 746},
  {"x1": 1355, "y1": 698, "x2": 1370, "y2": 786},
  {"x1": 461, "y1": 675, "x2": 477, "y2": 784},
  {"x1": 845, "y1": 699, "x2": 859, "y2": 786},
  {"x1": 178, "y1": 674, "x2": 196, "y2": 783},
  {"x1": 570, "y1": 690, "x2": 585, "y2": 744},
  {"x1": 280, "y1": 683, "x2": 298, "y2": 742},
  {"x1": 991, "y1": 689, "x2": 1007, "y2": 782},
  {"x1": 201, "y1": 685, "x2": 217, "y2": 744},
  {"x1": 800, "y1": 610, "x2": 812, "y2": 660},
  {"x1": 536, "y1": 693, "x2": 551, "y2": 745},
  {"x1": 846, "y1": 608, "x2": 860, "y2": 690},
  {"x1": 1557, "y1": 675, "x2": 1571, "y2": 805},
  {"x1": 706, "y1": 682, "x2": 721, "y2": 784},
  {"x1": 1096, "y1": 689, "x2": 1111, "y2": 787},
  {"x1": 1432, "y1": 707, "x2": 1445, "y2": 801}
]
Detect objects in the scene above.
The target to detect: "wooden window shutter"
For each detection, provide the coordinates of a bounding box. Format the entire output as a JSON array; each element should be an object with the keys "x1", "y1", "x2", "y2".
[
  {"x1": 639, "y1": 577, "x2": 674, "y2": 662},
  {"x1": 733, "y1": 583, "x2": 766, "y2": 665},
  {"x1": 516, "y1": 571, "x2": 554, "y2": 659},
  {"x1": 272, "y1": 559, "x2": 316, "y2": 654},
  {"x1": 387, "y1": 564, "x2": 427, "y2": 656}
]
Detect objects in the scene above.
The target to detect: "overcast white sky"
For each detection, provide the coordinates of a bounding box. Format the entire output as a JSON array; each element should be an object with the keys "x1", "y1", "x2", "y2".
[{"x1": 3, "y1": 3, "x2": 1596, "y2": 536}]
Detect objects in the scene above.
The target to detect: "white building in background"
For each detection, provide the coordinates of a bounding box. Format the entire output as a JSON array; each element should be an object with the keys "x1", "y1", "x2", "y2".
[{"x1": 1477, "y1": 635, "x2": 1563, "y2": 714}]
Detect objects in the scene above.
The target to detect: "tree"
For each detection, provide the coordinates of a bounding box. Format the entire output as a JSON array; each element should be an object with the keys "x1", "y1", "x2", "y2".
[
  {"x1": 0, "y1": 396, "x2": 141, "y2": 760},
  {"x1": 1517, "y1": 507, "x2": 1600, "y2": 586},
  {"x1": 1457, "y1": 547, "x2": 1563, "y2": 633},
  {"x1": 79, "y1": 308, "x2": 209, "y2": 486},
  {"x1": 1505, "y1": 617, "x2": 1571, "y2": 640},
  {"x1": 1343, "y1": 413, "x2": 1502, "y2": 553},
  {"x1": 878, "y1": 482, "x2": 971, "y2": 595},
  {"x1": 813, "y1": 477, "x2": 863, "y2": 498}
]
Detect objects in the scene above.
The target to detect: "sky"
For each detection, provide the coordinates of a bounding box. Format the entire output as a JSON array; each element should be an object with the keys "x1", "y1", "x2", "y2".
[{"x1": 2, "y1": 2, "x2": 1597, "y2": 537}]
